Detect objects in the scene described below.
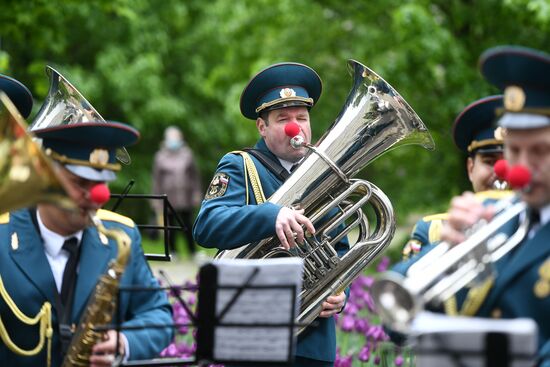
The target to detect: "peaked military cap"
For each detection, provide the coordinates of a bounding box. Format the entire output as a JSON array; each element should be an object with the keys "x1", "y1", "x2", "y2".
[
  {"x1": 0, "y1": 74, "x2": 33, "y2": 119},
  {"x1": 34, "y1": 122, "x2": 139, "y2": 181},
  {"x1": 240, "y1": 62, "x2": 322, "y2": 120},
  {"x1": 452, "y1": 95, "x2": 504, "y2": 155},
  {"x1": 480, "y1": 46, "x2": 550, "y2": 129}
]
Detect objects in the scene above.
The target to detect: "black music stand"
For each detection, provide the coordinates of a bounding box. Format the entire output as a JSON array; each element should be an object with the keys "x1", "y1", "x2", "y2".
[
  {"x1": 98, "y1": 259, "x2": 303, "y2": 367},
  {"x1": 407, "y1": 312, "x2": 538, "y2": 367},
  {"x1": 109, "y1": 180, "x2": 187, "y2": 261}
]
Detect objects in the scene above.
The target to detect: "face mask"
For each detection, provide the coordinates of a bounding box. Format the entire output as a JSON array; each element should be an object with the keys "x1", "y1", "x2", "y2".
[{"x1": 166, "y1": 139, "x2": 183, "y2": 150}]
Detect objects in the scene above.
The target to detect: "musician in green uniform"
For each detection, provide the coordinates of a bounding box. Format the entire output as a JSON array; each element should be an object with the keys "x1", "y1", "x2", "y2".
[
  {"x1": 0, "y1": 121, "x2": 173, "y2": 367},
  {"x1": 402, "y1": 95, "x2": 508, "y2": 260},
  {"x1": 194, "y1": 62, "x2": 348, "y2": 367},
  {"x1": 437, "y1": 46, "x2": 550, "y2": 367}
]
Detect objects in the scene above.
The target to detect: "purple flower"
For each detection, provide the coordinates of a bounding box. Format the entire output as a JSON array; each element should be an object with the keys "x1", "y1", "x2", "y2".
[
  {"x1": 358, "y1": 345, "x2": 370, "y2": 362},
  {"x1": 343, "y1": 302, "x2": 359, "y2": 316},
  {"x1": 361, "y1": 275, "x2": 375, "y2": 288},
  {"x1": 354, "y1": 318, "x2": 370, "y2": 333},
  {"x1": 374, "y1": 355, "x2": 381, "y2": 365},
  {"x1": 395, "y1": 355, "x2": 404, "y2": 366},
  {"x1": 160, "y1": 343, "x2": 178, "y2": 357},
  {"x1": 335, "y1": 355, "x2": 353, "y2": 367},
  {"x1": 376, "y1": 256, "x2": 390, "y2": 272},
  {"x1": 339, "y1": 315, "x2": 355, "y2": 332}
]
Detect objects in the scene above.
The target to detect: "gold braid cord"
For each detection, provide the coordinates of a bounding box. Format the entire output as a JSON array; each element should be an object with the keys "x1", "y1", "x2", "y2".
[
  {"x1": 460, "y1": 277, "x2": 495, "y2": 316},
  {"x1": 232, "y1": 151, "x2": 266, "y2": 204},
  {"x1": 0, "y1": 275, "x2": 53, "y2": 367}
]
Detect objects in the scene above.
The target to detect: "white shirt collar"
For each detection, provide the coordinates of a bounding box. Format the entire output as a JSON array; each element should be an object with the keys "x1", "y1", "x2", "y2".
[
  {"x1": 37, "y1": 209, "x2": 83, "y2": 257},
  {"x1": 277, "y1": 157, "x2": 302, "y2": 173},
  {"x1": 539, "y1": 203, "x2": 550, "y2": 227}
]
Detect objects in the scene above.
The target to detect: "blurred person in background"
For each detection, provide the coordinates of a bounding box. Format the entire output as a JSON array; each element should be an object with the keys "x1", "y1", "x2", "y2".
[{"x1": 152, "y1": 126, "x2": 202, "y2": 260}]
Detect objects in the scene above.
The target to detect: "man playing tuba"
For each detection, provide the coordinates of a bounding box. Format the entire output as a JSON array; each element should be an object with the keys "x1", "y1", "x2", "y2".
[{"x1": 193, "y1": 62, "x2": 347, "y2": 367}]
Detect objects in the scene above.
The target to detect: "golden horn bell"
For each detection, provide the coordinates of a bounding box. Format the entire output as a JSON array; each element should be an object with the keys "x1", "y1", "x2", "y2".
[{"x1": 0, "y1": 92, "x2": 74, "y2": 213}]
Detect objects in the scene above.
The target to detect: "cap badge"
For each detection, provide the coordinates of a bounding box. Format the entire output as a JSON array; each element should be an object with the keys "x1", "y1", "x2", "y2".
[
  {"x1": 494, "y1": 126, "x2": 505, "y2": 141},
  {"x1": 504, "y1": 85, "x2": 526, "y2": 112},
  {"x1": 89, "y1": 149, "x2": 110, "y2": 166},
  {"x1": 280, "y1": 88, "x2": 296, "y2": 99}
]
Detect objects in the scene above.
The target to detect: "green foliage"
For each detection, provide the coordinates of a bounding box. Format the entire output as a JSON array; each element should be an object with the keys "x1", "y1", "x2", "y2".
[{"x1": 1, "y1": 0, "x2": 548, "y2": 225}]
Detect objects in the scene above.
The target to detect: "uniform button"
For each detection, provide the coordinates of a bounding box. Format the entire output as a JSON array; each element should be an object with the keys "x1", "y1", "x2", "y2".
[{"x1": 491, "y1": 308, "x2": 502, "y2": 319}]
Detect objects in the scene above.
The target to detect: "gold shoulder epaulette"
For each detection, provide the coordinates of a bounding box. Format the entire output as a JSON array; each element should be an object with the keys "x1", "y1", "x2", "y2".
[
  {"x1": 475, "y1": 190, "x2": 514, "y2": 201},
  {"x1": 422, "y1": 212, "x2": 449, "y2": 222},
  {"x1": 96, "y1": 209, "x2": 135, "y2": 228},
  {"x1": 0, "y1": 213, "x2": 9, "y2": 224}
]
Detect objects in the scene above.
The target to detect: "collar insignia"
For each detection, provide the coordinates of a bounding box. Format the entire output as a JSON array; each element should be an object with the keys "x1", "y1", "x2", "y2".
[
  {"x1": 504, "y1": 85, "x2": 525, "y2": 112},
  {"x1": 89, "y1": 149, "x2": 110, "y2": 166},
  {"x1": 280, "y1": 88, "x2": 296, "y2": 99}
]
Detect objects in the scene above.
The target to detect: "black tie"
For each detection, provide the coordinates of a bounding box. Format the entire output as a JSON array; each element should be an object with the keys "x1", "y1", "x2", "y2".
[
  {"x1": 290, "y1": 163, "x2": 299, "y2": 173},
  {"x1": 60, "y1": 237, "x2": 80, "y2": 306},
  {"x1": 528, "y1": 209, "x2": 541, "y2": 237}
]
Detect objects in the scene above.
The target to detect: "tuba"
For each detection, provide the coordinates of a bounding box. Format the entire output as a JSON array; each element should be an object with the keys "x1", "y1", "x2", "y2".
[
  {"x1": 28, "y1": 65, "x2": 131, "y2": 164},
  {"x1": 216, "y1": 60, "x2": 435, "y2": 334}
]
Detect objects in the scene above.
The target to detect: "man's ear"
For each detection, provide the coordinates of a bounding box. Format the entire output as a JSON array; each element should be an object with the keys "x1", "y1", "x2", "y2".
[
  {"x1": 466, "y1": 156, "x2": 475, "y2": 181},
  {"x1": 256, "y1": 117, "x2": 266, "y2": 137}
]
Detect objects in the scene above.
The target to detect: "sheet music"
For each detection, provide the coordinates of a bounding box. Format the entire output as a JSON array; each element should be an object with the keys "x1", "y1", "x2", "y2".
[{"x1": 210, "y1": 258, "x2": 303, "y2": 362}]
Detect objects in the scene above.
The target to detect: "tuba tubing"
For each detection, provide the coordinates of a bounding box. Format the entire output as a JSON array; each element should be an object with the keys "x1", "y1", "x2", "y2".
[{"x1": 216, "y1": 59, "x2": 435, "y2": 335}]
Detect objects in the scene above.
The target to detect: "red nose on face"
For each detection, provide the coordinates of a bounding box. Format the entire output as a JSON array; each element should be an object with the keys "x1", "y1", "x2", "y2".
[
  {"x1": 284, "y1": 122, "x2": 301, "y2": 137},
  {"x1": 89, "y1": 184, "x2": 111, "y2": 205},
  {"x1": 493, "y1": 159, "x2": 508, "y2": 180},
  {"x1": 507, "y1": 165, "x2": 531, "y2": 189}
]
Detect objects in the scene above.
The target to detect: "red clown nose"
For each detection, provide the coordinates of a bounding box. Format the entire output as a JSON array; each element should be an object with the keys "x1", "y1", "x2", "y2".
[
  {"x1": 284, "y1": 122, "x2": 301, "y2": 137},
  {"x1": 89, "y1": 184, "x2": 111, "y2": 205},
  {"x1": 507, "y1": 165, "x2": 531, "y2": 189},
  {"x1": 493, "y1": 159, "x2": 509, "y2": 180}
]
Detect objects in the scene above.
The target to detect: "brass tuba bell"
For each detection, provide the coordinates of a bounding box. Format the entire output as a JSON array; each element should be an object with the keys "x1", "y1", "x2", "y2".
[
  {"x1": 0, "y1": 92, "x2": 74, "y2": 213},
  {"x1": 28, "y1": 65, "x2": 131, "y2": 164}
]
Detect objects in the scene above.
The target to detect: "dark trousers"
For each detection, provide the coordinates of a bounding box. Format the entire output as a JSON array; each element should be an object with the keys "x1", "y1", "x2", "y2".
[{"x1": 167, "y1": 209, "x2": 196, "y2": 254}]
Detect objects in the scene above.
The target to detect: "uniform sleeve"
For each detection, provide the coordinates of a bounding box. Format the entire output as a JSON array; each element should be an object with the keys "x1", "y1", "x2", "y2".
[
  {"x1": 120, "y1": 227, "x2": 174, "y2": 360},
  {"x1": 193, "y1": 153, "x2": 282, "y2": 250},
  {"x1": 401, "y1": 218, "x2": 431, "y2": 260}
]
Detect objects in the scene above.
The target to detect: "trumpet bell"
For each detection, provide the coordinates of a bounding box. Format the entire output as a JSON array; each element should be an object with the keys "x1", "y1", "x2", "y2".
[
  {"x1": 371, "y1": 272, "x2": 420, "y2": 333},
  {"x1": 0, "y1": 92, "x2": 74, "y2": 213},
  {"x1": 28, "y1": 66, "x2": 131, "y2": 164}
]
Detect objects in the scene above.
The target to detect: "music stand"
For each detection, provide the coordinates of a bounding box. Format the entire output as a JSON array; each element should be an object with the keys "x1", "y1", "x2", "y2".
[
  {"x1": 408, "y1": 312, "x2": 538, "y2": 367},
  {"x1": 97, "y1": 258, "x2": 303, "y2": 367},
  {"x1": 109, "y1": 180, "x2": 187, "y2": 261}
]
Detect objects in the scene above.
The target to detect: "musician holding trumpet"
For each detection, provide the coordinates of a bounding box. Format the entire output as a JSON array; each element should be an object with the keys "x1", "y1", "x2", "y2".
[
  {"x1": 193, "y1": 62, "x2": 348, "y2": 367},
  {"x1": 375, "y1": 46, "x2": 550, "y2": 366},
  {"x1": 402, "y1": 95, "x2": 508, "y2": 261},
  {"x1": 440, "y1": 46, "x2": 550, "y2": 366}
]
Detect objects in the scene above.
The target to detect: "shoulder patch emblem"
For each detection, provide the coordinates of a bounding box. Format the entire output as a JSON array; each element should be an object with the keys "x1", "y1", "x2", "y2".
[{"x1": 205, "y1": 172, "x2": 230, "y2": 200}]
